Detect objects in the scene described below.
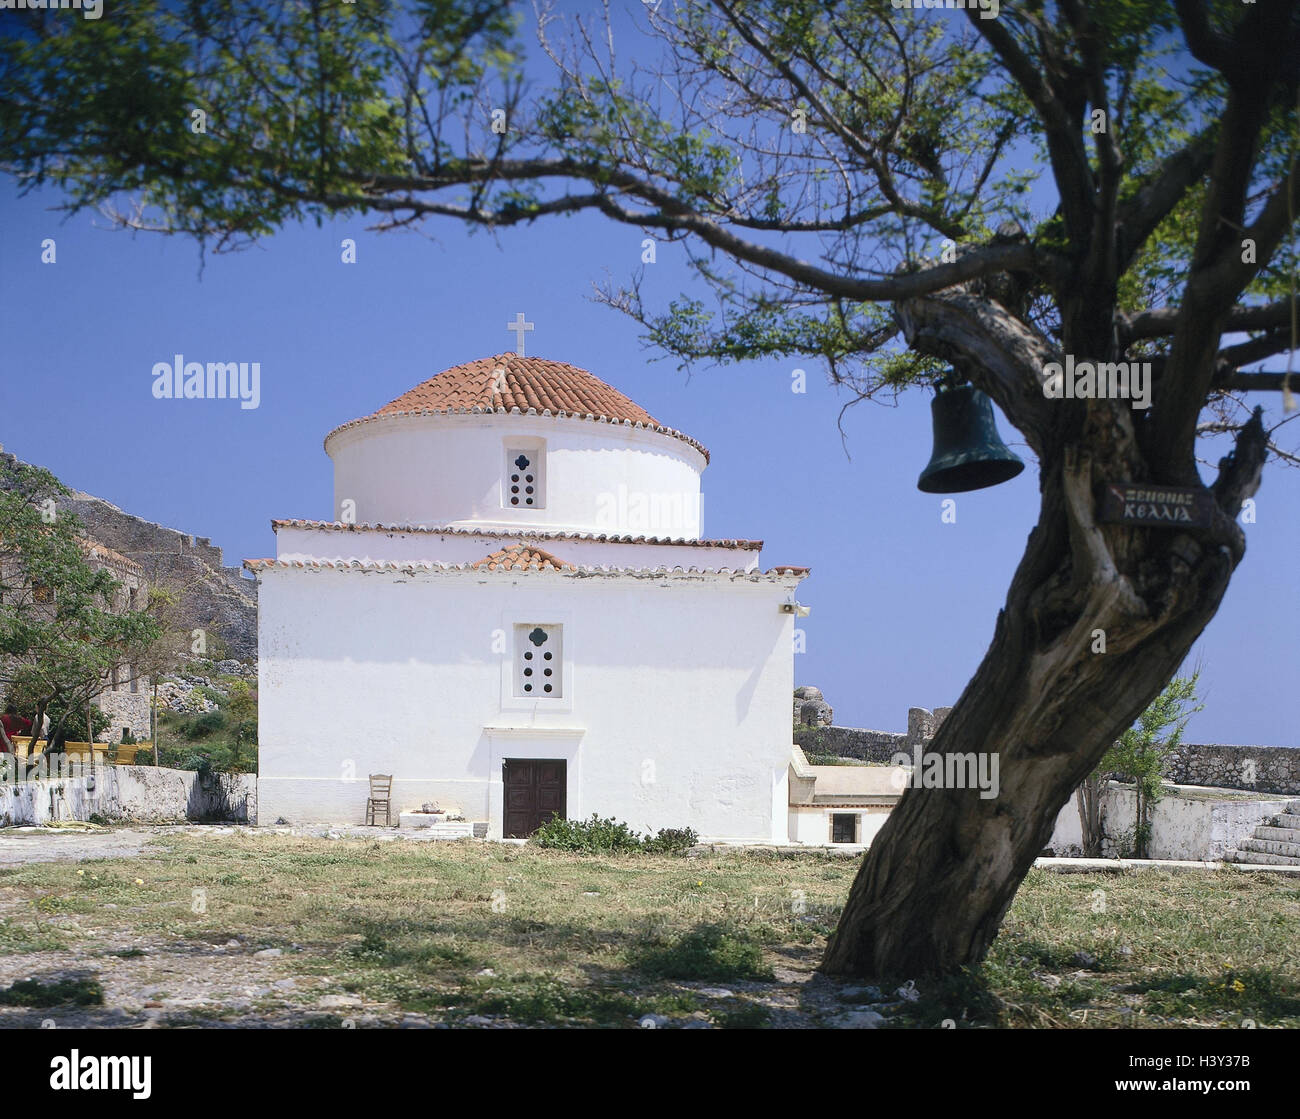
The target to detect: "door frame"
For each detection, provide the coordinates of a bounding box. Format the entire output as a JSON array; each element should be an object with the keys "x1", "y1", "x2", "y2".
[
  {"x1": 484, "y1": 726, "x2": 584, "y2": 840},
  {"x1": 502, "y1": 757, "x2": 568, "y2": 838}
]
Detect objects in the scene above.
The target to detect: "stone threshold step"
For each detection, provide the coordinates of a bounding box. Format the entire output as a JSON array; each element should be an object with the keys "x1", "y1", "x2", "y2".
[
  {"x1": 1255, "y1": 825, "x2": 1300, "y2": 843},
  {"x1": 1237, "y1": 837, "x2": 1300, "y2": 859},
  {"x1": 1224, "y1": 849, "x2": 1300, "y2": 867}
]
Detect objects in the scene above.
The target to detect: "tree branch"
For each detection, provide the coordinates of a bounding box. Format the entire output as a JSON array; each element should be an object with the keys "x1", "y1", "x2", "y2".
[
  {"x1": 892, "y1": 292, "x2": 1057, "y2": 455},
  {"x1": 968, "y1": 11, "x2": 1092, "y2": 249},
  {"x1": 1121, "y1": 299, "x2": 1295, "y2": 342}
]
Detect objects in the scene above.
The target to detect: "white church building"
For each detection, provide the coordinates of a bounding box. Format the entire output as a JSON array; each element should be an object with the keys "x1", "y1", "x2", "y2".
[{"x1": 248, "y1": 350, "x2": 810, "y2": 841}]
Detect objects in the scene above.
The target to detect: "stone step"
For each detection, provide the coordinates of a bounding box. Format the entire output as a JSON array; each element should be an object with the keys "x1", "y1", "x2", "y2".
[
  {"x1": 1238, "y1": 836, "x2": 1300, "y2": 859},
  {"x1": 1284, "y1": 800, "x2": 1300, "y2": 814},
  {"x1": 1224, "y1": 848, "x2": 1300, "y2": 867},
  {"x1": 424, "y1": 822, "x2": 474, "y2": 840},
  {"x1": 1255, "y1": 824, "x2": 1300, "y2": 843}
]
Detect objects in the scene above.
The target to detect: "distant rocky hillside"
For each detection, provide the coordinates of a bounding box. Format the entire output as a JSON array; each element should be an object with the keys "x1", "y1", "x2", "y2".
[{"x1": 0, "y1": 451, "x2": 257, "y2": 661}]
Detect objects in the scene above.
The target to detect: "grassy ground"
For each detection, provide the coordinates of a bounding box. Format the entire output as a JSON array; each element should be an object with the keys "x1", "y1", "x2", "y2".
[
  {"x1": 153, "y1": 709, "x2": 256, "y2": 774},
  {"x1": 0, "y1": 832, "x2": 1296, "y2": 1028}
]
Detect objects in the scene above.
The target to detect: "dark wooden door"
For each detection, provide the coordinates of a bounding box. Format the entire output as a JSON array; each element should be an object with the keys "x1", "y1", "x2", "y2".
[{"x1": 503, "y1": 759, "x2": 566, "y2": 838}]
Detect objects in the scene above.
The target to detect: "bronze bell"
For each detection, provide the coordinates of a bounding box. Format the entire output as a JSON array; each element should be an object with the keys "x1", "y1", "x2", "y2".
[{"x1": 917, "y1": 384, "x2": 1025, "y2": 493}]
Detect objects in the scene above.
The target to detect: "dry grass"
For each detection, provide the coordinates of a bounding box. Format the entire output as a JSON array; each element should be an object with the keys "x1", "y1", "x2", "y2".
[{"x1": 0, "y1": 832, "x2": 1296, "y2": 1028}]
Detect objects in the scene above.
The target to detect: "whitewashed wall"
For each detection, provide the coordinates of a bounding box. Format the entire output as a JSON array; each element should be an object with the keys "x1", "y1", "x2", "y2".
[
  {"x1": 256, "y1": 566, "x2": 800, "y2": 840},
  {"x1": 0, "y1": 764, "x2": 255, "y2": 826},
  {"x1": 327, "y1": 414, "x2": 706, "y2": 538},
  {"x1": 788, "y1": 805, "x2": 892, "y2": 846},
  {"x1": 1048, "y1": 783, "x2": 1284, "y2": 860}
]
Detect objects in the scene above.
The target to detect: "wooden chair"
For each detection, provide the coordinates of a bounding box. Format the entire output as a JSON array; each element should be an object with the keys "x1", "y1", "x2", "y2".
[{"x1": 365, "y1": 774, "x2": 393, "y2": 826}]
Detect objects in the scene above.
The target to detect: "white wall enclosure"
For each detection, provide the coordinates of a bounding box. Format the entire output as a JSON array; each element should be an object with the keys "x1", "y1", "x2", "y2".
[{"x1": 250, "y1": 354, "x2": 809, "y2": 842}]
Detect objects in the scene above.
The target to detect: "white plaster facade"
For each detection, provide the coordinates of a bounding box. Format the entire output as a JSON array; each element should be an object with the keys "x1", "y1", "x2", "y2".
[
  {"x1": 1047, "y1": 781, "x2": 1289, "y2": 860},
  {"x1": 327, "y1": 413, "x2": 706, "y2": 539},
  {"x1": 250, "y1": 356, "x2": 807, "y2": 840},
  {"x1": 786, "y1": 748, "x2": 903, "y2": 846}
]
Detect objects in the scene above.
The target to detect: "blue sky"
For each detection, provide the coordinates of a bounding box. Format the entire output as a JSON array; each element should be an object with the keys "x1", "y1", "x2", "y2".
[{"x1": 0, "y1": 7, "x2": 1296, "y2": 746}]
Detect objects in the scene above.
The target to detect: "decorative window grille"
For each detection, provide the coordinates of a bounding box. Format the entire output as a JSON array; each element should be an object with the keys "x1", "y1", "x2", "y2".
[
  {"x1": 505, "y1": 447, "x2": 544, "y2": 509},
  {"x1": 514, "y1": 624, "x2": 562, "y2": 698}
]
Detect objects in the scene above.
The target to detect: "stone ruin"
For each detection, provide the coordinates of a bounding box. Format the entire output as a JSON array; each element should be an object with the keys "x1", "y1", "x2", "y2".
[{"x1": 793, "y1": 685, "x2": 833, "y2": 727}]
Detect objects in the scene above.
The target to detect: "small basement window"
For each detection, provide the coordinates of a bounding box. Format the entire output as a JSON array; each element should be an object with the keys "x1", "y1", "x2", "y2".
[
  {"x1": 831, "y1": 813, "x2": 859, "y2": 844},
  {"x1": 515, "y1": 624, "x2": 562, "y2": 698},
  {"x1": 505, "y1": 446, "x2": 545, "y2": 510}
]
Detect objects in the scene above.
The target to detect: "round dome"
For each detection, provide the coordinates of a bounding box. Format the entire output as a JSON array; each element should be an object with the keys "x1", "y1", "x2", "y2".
[
  {"x1": 326, "y1": 354, "x2": 707, "y2": 460},
  {"x1": 323, "y1": 354, "x2": 708, "y2": 538}
]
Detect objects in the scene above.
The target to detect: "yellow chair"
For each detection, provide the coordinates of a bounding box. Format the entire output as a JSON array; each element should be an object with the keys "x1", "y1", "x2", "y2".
[
  {"x1": 114, "y1": 742, "x2": 149, "y2": 765},
  {"x1": 63, "y1": 741, "x2": 109, "y2": 764},
  {"x1": 9, "y1": 736, "x2": 45, "y2": 760}
]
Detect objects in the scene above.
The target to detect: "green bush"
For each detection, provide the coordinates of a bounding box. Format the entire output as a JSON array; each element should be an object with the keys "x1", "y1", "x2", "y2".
[
  {"x1": 0, "y1": 977, "x2": 104, "y2": 1007},
  {"x1": 532, "y1": 815, "x2": 699, "y2": 854},
  {"x1": 532, "y1": 814, "x2": 645, "y2": 853},
  {"x1": 38, "y1": 701, "x2": 109, "y2": 747},
  {"x1": 183, "y1": 710, "x2": 226, "y2": 739},
  {"x1": 634, "y1": 924, "x2": 773, "y2": 982},
  {"x1": 643, "y1": 827, "x2": 699, "y2": 853}
]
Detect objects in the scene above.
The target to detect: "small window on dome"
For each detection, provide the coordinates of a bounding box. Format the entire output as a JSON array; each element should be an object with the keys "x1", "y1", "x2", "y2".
[{"x1": 504, "y1": 445, "x2": 545, "y2": 510}]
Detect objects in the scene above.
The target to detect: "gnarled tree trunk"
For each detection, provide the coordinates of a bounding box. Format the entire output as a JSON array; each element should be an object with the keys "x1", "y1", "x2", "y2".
[{"x1": 822, "y1": 408, "x2": 1266, "y2": 978}]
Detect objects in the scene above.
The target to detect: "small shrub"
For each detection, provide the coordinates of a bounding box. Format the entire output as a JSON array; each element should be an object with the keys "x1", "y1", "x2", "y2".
[
  {"x1": 533, "y1": 816, "x2": 699, "y2": 854},
  {"x1": 634, "y1": 924, "x2": 773, "y2": 982},
  {"x1": 347, "y1": 931, "x2": 388, "y2": 961},
  {"x1": 183, "y1": 711, "x2": 226, "y2": 740},
  {"x1": 0, "y1": 977, "x2": 104, "y2": 1007},
  {"x1": 643, "y1": 827, "x2": 699, "y2": 854},
  {"x1": 532, "y1": 814, "x2": 644, "y2": 854},
  {"x1": 715, "y1": 1003, "x2": 771, "y2": 1029}
]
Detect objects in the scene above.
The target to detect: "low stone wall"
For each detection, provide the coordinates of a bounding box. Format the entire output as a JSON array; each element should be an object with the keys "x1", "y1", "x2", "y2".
[
  {"x1": 794, "y1": 706, "x2": 951, "y2": 763},
  {"x1": 1165, "y1": 744, "x2": 1300, "y2": 795},
  {"x1": 798, "y1": 720, "x2": 1300, "y2": 795},
  {"x1": 0, "y1": 763, "x2": 256, "y2": 827},
  {"x1": 793, "y1": 725, "x2": 906, "y2": 762}
]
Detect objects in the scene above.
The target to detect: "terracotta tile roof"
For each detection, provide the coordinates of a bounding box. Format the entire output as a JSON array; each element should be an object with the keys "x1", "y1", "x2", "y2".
[
  {"x1": 470, "y1": 543, "x2": 572, "y2": 572},
  {"x1": 324, "y1": 354, "x2": 709, "y2": 461},
  {"x1": 380, "y1": 354, "x2": 660, "y2": 424},
  {"x1": 243, "y1": 557, "x2": 809, "y2": 580},
  {"x1": 270, "y1": 519, "x2": 763, "y2": 551}
]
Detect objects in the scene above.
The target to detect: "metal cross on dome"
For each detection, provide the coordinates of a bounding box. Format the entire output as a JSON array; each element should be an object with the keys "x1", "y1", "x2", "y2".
[{"x1": 506, "y1": 312, "x2": 535, "y2": 356}]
